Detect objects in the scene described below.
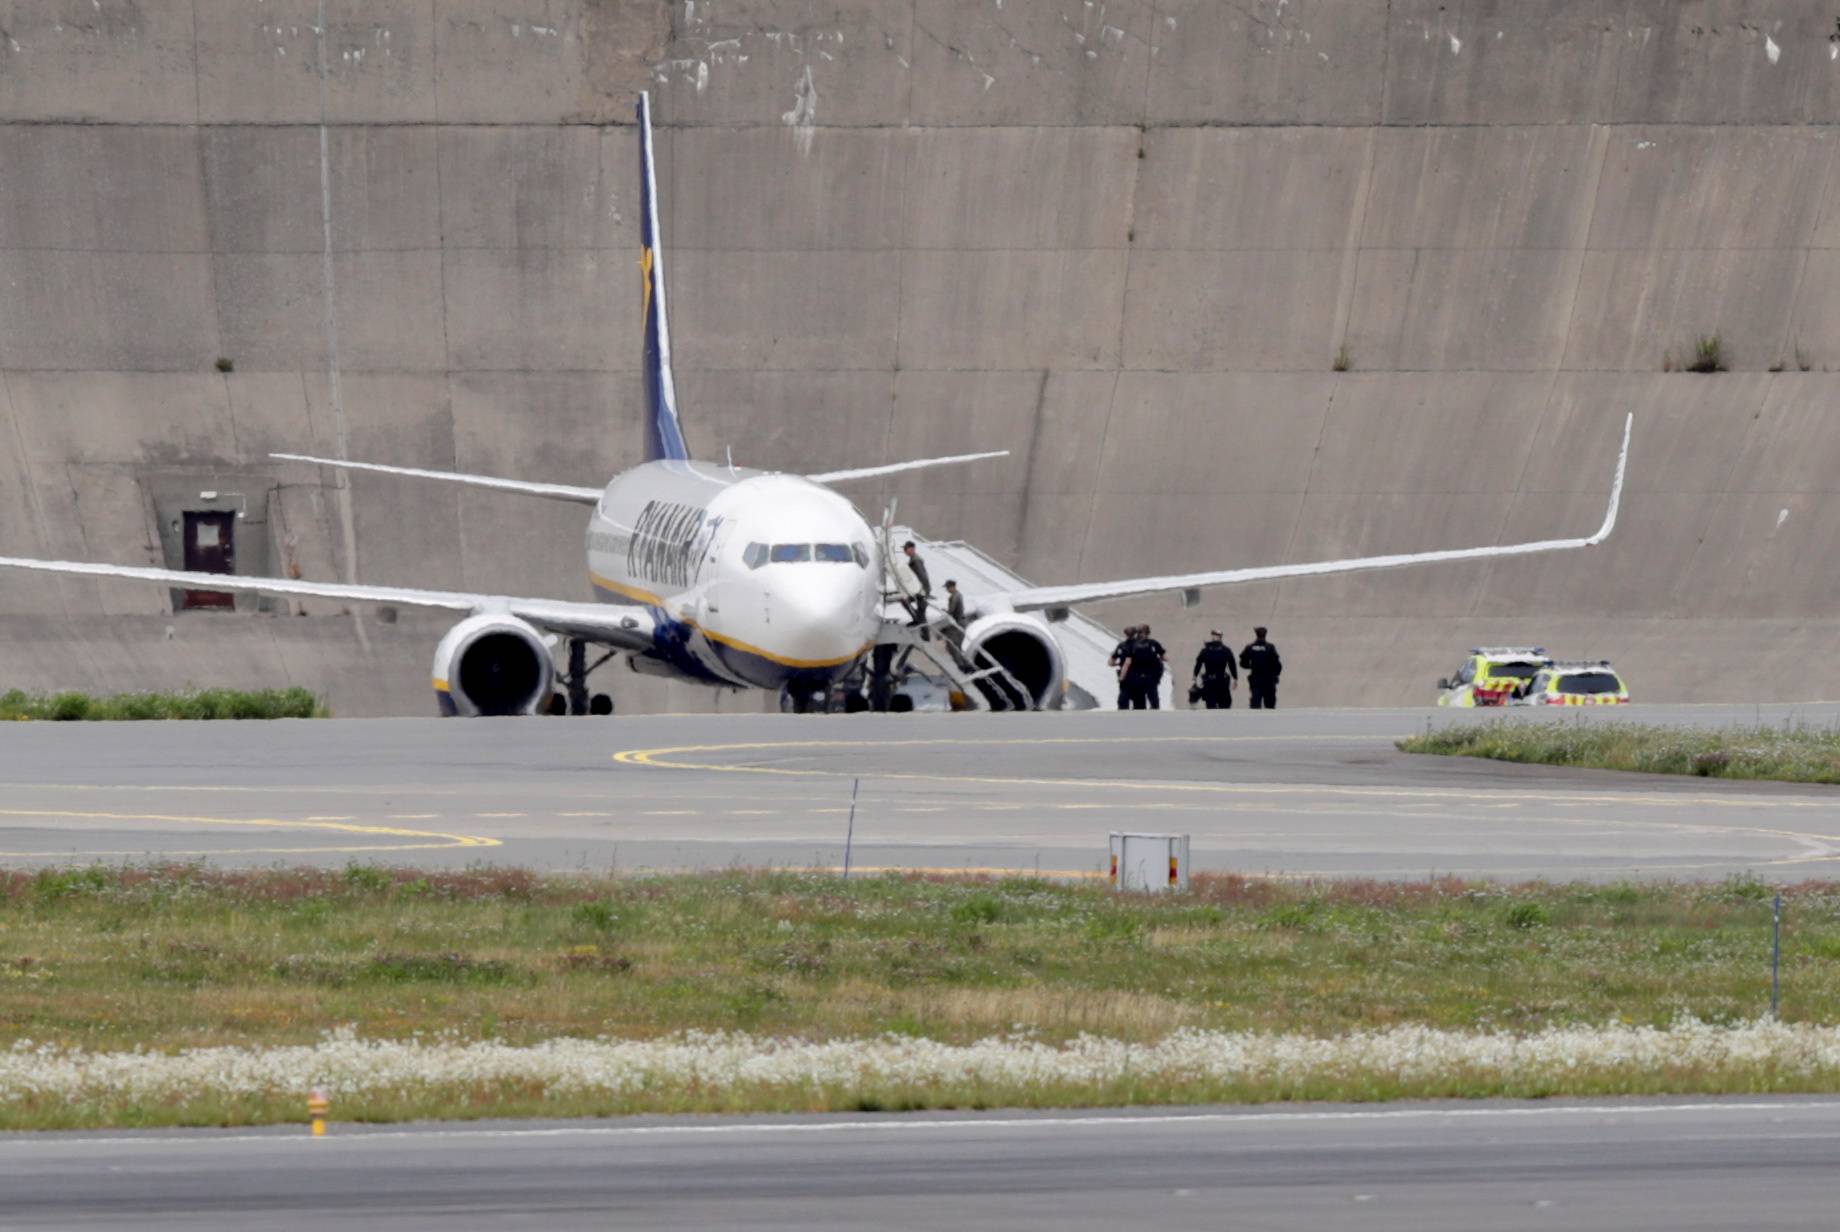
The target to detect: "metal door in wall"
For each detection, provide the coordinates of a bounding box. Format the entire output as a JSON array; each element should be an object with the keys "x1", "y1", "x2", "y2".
[{"x1": 181, "y1": 511, "x2": 235, "y2": 610}]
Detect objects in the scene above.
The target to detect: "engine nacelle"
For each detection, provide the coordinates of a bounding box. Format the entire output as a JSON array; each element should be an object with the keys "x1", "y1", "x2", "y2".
[
  {"x1": 431, "y1": 614, "x2": 555, "y2": 717},
  {"x1": 961, "y1": 612, "x2": 1066, "y2": 711}
]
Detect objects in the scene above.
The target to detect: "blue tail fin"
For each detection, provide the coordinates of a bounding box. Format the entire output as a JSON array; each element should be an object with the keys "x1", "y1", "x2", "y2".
[{"x1": 637, "y1": 93, "x2": 690, "y2": 463}]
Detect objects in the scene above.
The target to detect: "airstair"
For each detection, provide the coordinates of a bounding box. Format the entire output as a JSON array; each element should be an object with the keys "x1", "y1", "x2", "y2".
[{"x1": 886, "y1": 528, "x2": 1119, "y2": 710}]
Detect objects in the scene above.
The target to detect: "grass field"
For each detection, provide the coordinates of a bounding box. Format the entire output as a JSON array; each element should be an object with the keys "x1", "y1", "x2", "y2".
[
  {"x1": 0, "y1": 687, "x2": 325, "y2": 721},
  {"x1": 1400, "y1": 721, "x2": 1840, "y2": 784},
  {"x1": 4, "y1": 865, "x2": 1838, "y2": 1128}
]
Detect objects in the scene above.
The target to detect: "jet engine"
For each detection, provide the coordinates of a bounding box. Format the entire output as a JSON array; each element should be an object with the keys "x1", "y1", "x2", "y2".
[
  {"x1": 431, "y1": 614, "x2": 555, "y2": 717},
  {"x1": 960, "y1": 612, "x2": 1066, "y2": 710}
]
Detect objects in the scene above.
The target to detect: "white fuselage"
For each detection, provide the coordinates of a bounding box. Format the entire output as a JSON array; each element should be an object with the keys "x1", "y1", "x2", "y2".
[{"x1": 585, "y1": 461, "x2": 883, "y2": 689}]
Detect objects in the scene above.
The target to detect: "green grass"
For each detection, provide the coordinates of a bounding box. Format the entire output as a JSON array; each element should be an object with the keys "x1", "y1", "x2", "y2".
[
  {"x1": 5, "y1": 865, "x2": 1838, "y2": 1127},
  {"x1": 1400, "y1": 721, "x2": 1840, "y2": 784},
  {"x1": 1, "y1": 864, "x2": 1831, "y2": 1048},
  {"x1": 0, "y1": 687, "x2": 325, "y2": 721},
  {"x1": 1688, "y1": 333, "x2": 1727, "y2": 373}
]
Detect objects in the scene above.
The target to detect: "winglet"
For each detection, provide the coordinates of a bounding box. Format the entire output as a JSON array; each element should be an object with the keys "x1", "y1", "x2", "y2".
[
  {"x1": 637, "y1": 92, "x2": 690, "y2": 463},
  {"x1": 1585, "y1": 412, "x2": 1633, "y2": 546}
]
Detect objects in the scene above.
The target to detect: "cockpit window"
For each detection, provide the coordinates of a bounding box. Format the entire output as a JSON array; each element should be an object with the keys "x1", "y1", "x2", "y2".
[
  {"x1": 814, "y1": 543, "x2": 852, "y2": 563},
  {"x1": 852, "y1": 543, "x2": 870, "y2": 569},
  {"x1": 769, "y1": 543, "x2": 811, "y2": 563},
  {"x1": 743, "y1": 543, "x2": 768, "y2": 570}
]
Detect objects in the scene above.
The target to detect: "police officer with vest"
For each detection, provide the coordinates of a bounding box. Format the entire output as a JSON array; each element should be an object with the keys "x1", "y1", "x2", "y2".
[
  {"x1": 1191, "y1": 630, "x2": 1238, "y2": 709},
  {"x1": 1109, "y1": 625, "x2": 1140, "y2": 710},
  {"x1": 1124, "y1": 624, "x2": 1168, "y2": 710},
  {"x1": 1239, "y1": 626, "x2": 1283, "y2": 710}
]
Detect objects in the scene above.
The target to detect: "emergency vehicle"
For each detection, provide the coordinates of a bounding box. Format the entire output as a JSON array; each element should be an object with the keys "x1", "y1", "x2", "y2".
[
  {"x1": 1515, "y1": 661, "x2": 1631, "y2": 706},
  {"x1": 1436, "y1": 647, "x2": 1552, "y2": 707}
]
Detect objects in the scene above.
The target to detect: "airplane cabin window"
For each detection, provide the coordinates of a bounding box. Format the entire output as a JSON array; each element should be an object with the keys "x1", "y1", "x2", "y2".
[
  {"x1": 769, "y1": 543, "x2": 811, "y2": 563},
  {"x1": 814, "y1": 543, "x2": 852, "y2": 563},
  {"x1": 743, "y1": 543, "x2": 768, "y2": 569}
]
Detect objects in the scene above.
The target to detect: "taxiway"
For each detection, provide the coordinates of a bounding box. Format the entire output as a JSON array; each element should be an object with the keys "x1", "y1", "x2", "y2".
[
  {"x1": 0, "y1": 705, "x2": 1835, "y2": 880},
  {"x1": 7, "y1": 1098, "x2": 1840, "y2": 1230}
]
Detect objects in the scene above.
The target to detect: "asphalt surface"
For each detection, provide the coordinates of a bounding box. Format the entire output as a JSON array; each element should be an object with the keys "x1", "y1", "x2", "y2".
[
  {"x1": 0, "y1": 705, "x2": 1835, "y2": 879},
  {"x1": 6, "y1": 1099, "x2": 1840, "y2": 1230}
]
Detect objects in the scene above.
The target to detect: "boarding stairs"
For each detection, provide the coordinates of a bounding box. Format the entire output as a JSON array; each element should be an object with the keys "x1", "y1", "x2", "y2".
[{"x1": 883, "y1": 528, "x2": 1119, "y2": 710}]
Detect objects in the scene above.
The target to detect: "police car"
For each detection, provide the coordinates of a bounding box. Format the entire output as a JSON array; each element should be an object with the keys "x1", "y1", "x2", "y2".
[
  {"x1": 1513, "y1": 661, "x2": 1631, "y2": 706},
  {"x1": 1436, "y1": 647, "x2": 1552, "y2": 707}
]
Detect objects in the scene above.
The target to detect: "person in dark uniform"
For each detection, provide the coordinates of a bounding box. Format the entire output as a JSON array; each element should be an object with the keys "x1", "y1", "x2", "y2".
[
  {"x1": 1125, "y1": 624, "x2": 1168, "y2": 710},
  {"x1": 942, "y1": 579, "x2": 968, "y2": 656},
  {"x1": 901, "y1": 541, "x2": 932, "y2": 635},
  {"x1": 944, "y1": 579, "x2": 966, "y2": 627},
  {"x1": 1239, "y1": 626, "x2": 1282, "y2": 710},
  {"x1": 1191, "y1": 630, "x2": 1238, "y2": 709},
  {"x1": 1109, "y1": 625, "x2": 1140, "y2": 710}
]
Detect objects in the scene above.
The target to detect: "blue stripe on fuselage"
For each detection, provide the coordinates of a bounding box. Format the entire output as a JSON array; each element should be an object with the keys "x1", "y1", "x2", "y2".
[{"x1": 590, "y1": 579, "x2": 853, "y2": 691}]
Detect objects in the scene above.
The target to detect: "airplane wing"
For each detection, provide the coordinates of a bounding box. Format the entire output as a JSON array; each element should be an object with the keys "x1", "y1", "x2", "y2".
[
  {"x1": 270, "y1": 453, "x2": 603, "y2": 505},
  {"x1": 998, "y1": 414, "x2": 1632, "y2": 614},
  {"x1": 0, "y1": 555, "x2": 656, "y2": 649},
  {"x1": 809, "y1": 451, "x2": 1010, "y2": 484}
]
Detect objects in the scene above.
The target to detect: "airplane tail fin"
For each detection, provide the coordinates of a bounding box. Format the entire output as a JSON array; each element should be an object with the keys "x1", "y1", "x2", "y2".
[{"x1": 637, "y1": 92, "x2": 689, "y2": 463}]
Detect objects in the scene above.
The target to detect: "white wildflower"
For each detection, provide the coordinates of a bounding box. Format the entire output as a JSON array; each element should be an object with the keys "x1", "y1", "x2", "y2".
[{"x1": 6, "y1": 1020, "x2": 1840, "y2": 1111}]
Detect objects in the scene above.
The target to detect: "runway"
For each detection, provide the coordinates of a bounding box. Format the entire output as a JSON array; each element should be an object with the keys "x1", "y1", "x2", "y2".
[
  {"x1": 0, "y1": 705, "x2": 1835, "y2": 880},
  {"x1": 7, "y1": 1098, "x2": 1840, "y2": 1230}
]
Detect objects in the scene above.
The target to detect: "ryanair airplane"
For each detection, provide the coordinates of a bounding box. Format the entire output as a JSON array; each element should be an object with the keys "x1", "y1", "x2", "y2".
[{"x1": 0, "y1": 95, "x2": 1630, "y2": 717}]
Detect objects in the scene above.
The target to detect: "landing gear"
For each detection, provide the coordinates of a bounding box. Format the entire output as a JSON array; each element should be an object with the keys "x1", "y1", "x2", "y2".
[
  {"x1": 868, "y1": 644, "x2": 896, "y2": 713},
  {"x1": 559, "y1": 638, "x2": 617, "y2": 716},
  {"x1": 780, "y1": 677, "x2": 831, "y2": 714},
  {"x1": 566, "y1": 640, "x2": 589, "y2": 718}
]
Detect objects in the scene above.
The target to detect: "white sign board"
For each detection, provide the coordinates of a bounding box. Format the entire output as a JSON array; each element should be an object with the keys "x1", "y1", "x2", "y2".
[{"x1": 1109, "y1": 832, "x2": 1190, "y2": 893}]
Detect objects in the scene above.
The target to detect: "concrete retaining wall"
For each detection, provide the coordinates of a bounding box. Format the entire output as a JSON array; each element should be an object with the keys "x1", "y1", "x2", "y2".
[{"x1": 2, "y1": 1, "x2": 1837, "y2": 712}]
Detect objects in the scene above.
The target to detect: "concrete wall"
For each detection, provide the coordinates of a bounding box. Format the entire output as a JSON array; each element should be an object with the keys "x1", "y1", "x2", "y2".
[{"x1": 2, "y1": 1, "x2": 1838, "y2": 712}]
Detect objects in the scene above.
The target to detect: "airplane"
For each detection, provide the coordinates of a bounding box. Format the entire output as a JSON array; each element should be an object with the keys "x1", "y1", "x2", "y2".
[{"x1": 0, "y1": 94, "x2": 1633, "y2": 717}]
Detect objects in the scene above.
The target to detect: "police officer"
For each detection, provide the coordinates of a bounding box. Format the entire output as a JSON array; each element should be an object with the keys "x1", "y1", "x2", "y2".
[
  {"x1": 1125, "y1": 624, "x2": 1168, "y2": 710},
  {"x1": 1109, "y1": 625, "x2": 1140, "y2": 710},
  {"x1": 1191, "y1": 630, "x2": 1238, "y2": 709},
  {"x1": 1239, "y1": 626, "x2": 1282, "y2": 710},
  {"x1": 942, "y1": 580, "x2": 968, "y2": 657},
  {"x1": 901, "y1": 540, "x2": 932, "y2": 636}
]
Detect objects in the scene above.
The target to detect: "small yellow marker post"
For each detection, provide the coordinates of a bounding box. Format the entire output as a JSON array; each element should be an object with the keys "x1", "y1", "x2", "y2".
[{"x1": 308, "y1": 1088, "x2": 329, "y2": 1137}]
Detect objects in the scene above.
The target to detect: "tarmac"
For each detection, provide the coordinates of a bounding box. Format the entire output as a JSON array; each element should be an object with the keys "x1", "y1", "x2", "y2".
[
  {"x1": 2, "y1": 705, "x2": 1836, "y2": 881},
  {"x1": 8, "y1": 1098, "x2": 1840, "y2": 1231}
]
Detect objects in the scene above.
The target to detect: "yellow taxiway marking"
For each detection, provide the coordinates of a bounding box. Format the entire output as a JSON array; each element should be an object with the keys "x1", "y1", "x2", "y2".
[
  {"x1": 0, "y1": 808, "x2": 500, "y2": 857},
  {"x1": 613, "y1": 737, "x2": 1840, "y2": 872},
  {"x1": 613, "y1": 738, "x2": 1840, "y2": 812}
]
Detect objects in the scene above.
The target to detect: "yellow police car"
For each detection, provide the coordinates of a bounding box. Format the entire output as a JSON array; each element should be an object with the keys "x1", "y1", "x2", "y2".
[
  {"x1": 1436, "y1": 647, "x2": 1552, "y2": 707},
  {"x1": 1515, "y1": 661, "x2": 1631, "y2": 707}
]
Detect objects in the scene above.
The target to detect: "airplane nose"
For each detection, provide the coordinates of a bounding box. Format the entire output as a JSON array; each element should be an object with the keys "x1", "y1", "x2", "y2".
[{"x1": 772, "y1": 572, "x2": 879, "y2": 665}]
